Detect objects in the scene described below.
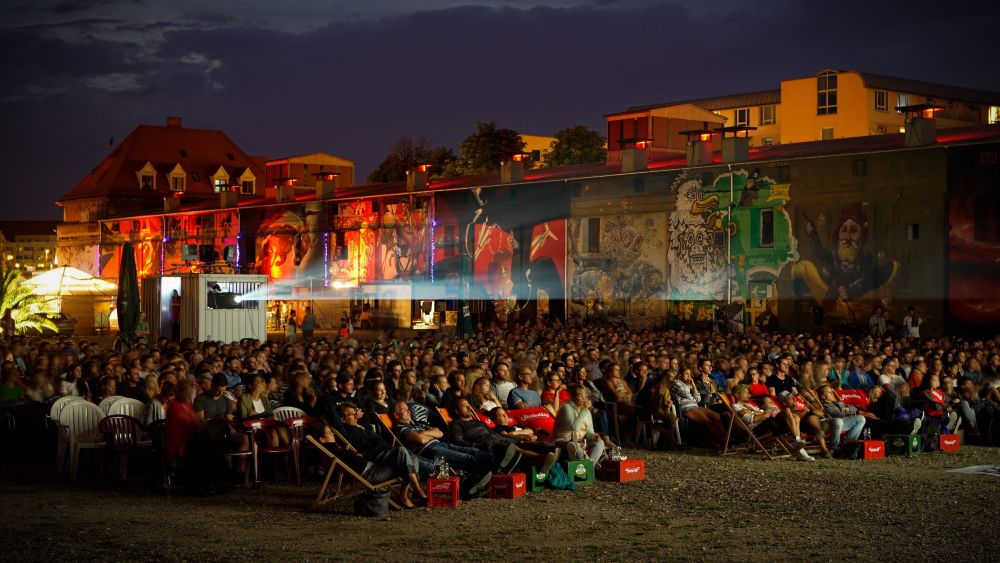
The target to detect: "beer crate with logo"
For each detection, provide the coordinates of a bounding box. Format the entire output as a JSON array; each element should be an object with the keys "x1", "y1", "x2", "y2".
[
  {"x1": 488, "y1": 472, "x2": 526, "y2": 499},
  {"x1": 427, "y1": 476, "x2": 460, "y2": 508},
  {"x1": 560, "y1": 459, "x2": 595, "y2": 485},
  {"x1": 885, "y1": 434, "x2": 921, "y2": 457},
  {"x1": 846, "y1": 440, "x2": 885, "y2": 460},
  {"x1": 529, "y1": 467, "x2": 550, "y2": 491},
  {"x1": 598, "y1": 459, "x2": 646, "y2": 482},
  {"x1": 939, "y1": 434, "x2": 961, "y2": 452}
]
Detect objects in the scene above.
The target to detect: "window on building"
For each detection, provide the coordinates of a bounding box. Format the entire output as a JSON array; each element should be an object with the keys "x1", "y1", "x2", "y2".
[
  {"x1": 989, "y1": 106, "x2": 1000, "y2": 125},
  {"x1": 214, "y1": 178, "x2": 228, "y2": 193},
  {"x1": 852, "y1": 158, "x2": 868, "y2": 177},
  {"x1": 821, "y1": 127, "x2": 835, "y2": 140},
  {"x1": 584, "y1": 217, "x2": 601, "y2": 253},
  {"x1": 170, "y1": 175, "x2": 186, "y2": 192},
  {"x1": 241, "y1": 180, "x2": 255, "y2": 194},
  {"x1": 735, "y1": 107, "x2": 750, "y2": 127},
  {"x1": 817, "y1": 71, "x2": 838, "y2": 115},
  {"x1": 875, "y1": 90, "x2": 888, "y2": 112},
  {"x1": 974, "y1": 195, "x2": 1000, "y2": 241},
  {"x1": 759, "y1": 105, "x2": 776, "y2": 125},
  {"x1": 760, "y1": 209, "x2": 774, "y2": 248},
  {"x1": 907, "y1": 224, "x2": 920, "y2": 241},
  {"x1": 531, "y1": 150, "x2": 541, "y2": 162},
  {"x1": 140, "y1": 174, "x2": 154, "y2": 191},
  {"x1": 876, "y1": 124, "x2": 888, "y2": 134},
  {"x1": 762, "y1": 138, "x2": 774, "y2": 146},
  {"x1": 897, "y1": 93, "x2": 911, "y2": 113}
]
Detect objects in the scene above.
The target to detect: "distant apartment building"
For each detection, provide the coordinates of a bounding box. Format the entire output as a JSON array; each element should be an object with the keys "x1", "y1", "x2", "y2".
[
  {"x1": 606, "y1": 69, "x2": 1000, "y2": 162},
  {"x1": 0, "y1": 221, "x2": 57, "y2": 272}
]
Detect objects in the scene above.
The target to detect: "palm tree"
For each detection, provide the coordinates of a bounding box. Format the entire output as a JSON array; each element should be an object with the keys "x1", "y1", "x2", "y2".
[{"x1": 0, "y1": 267, "x2": 56, "y2": 335}]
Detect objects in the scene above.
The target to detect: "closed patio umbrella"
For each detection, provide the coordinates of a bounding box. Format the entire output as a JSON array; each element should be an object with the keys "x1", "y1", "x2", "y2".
[{"x1": 115, "y1": 242, "x2": 140, "y2": 351}]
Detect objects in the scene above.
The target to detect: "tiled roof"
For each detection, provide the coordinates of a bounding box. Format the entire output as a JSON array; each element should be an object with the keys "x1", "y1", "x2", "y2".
[
  {"x1": 59, "y1": 124, "x2": 267, "y2": 202},
  {"x1": 611, "y1": 89, "x2": 781, "y2": 116},
  {"x1": 855, "y1": 71, "x2": 1000, "y2": 106}
]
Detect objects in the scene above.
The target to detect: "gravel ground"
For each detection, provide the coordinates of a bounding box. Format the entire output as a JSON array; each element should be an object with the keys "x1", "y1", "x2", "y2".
[{"x1": 2, "y1": 446, "x2": 998, "y2": 562}]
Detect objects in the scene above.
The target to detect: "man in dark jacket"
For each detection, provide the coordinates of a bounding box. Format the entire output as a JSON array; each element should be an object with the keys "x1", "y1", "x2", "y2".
[{"x1": 448, "y1": 399, "x2": 557, "y2": 475}]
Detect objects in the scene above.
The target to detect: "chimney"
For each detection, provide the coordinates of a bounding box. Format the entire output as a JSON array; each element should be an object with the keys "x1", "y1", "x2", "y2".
[
  {"x1": 274, "y1": 178, "x2": 297, "y2": 202},
  {"x1": 220, "y1": 187, "x2": 238, "y2": 208},
  {"x1": 621, "y1": 140, "x2": 650, "y2": 173},
  {"x1": 314, "y1": 172, "x2": 342, "y2": 199},
  {"x1": 406, "y1": 165, "x2": 430, "y2": 191},
  {"x1": 720, "y1": 126, "x2": 754, "y2": 164},
  {"x1": 165, "y1": 116, "x2": 183, "y2": 128},
  {"x1": 902, "y1": 104, "x2": 941, "y2": 147},
  {"x1": 500, "y1": 154, "x2": 525, "y2": 183},
  {"x1": 684, "y1": 129, "x2": 715, "y2": 166},
  {"x1": 164, "y1": 194, "x2": 181, "y2": 212}
]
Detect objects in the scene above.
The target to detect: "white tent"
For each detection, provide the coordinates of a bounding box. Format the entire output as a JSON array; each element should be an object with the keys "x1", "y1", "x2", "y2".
[{"x1": 25, "y1": 266, "x2": 117, "y2": 296}]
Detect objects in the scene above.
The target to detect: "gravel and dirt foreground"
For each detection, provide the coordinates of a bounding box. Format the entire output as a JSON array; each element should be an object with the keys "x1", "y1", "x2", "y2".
[{"x1": 1, "y1": 446, "x2": 998, "y2": 562}]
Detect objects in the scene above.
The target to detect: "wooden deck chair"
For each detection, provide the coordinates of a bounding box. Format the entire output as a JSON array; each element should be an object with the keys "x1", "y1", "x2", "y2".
[
  {"x1": 375, "y1": 413, "x2": 405, "y2": 448},
  {"x1": 437, "y1": 407, "x2": 453, "y2": 426},
  {"x1": 719, "y1": 393, "x2": 791, "y2": 460},
  {"x1": 305, "y1": 434, "x2": 402, "y2": 511}
]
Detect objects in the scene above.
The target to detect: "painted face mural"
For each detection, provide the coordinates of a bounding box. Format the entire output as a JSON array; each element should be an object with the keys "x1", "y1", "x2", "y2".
[
  {"x1": 667, "y1": 178, "x2": 727, "y2": 300},
  {"x1": 256, "y1": 204, "x2": 325, "y2": 281}
]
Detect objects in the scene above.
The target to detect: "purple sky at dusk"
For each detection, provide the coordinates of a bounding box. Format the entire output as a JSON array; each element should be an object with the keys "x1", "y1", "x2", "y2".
[{"x1": 2, "y1": 0, "x2": 999, "y2": 219}]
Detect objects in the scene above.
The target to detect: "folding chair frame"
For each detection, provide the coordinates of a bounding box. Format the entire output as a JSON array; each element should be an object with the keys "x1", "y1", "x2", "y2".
[
  {"x1": 719, "y1": 394, "x2": 793, "y2": 460},
  {"x1": 305, "y1": 434, "x2": 402, "y2": 511}
]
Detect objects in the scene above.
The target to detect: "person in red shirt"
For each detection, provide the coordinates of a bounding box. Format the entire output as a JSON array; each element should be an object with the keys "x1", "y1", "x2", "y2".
[
  {"x1": 540, "y1": 371, "x2": 569, "y2": 417},
  {"x1": 165, "y1": 379, "x2": 200, "y2": 462}
]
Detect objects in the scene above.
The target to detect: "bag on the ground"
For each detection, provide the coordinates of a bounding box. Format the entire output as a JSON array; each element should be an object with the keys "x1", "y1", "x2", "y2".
[
  {"x1": 544, "y1": 463, "x2": 577, "y2": 491},
  {"x1": 353, "y1": 489, "x2": 391, "y2": 517}
]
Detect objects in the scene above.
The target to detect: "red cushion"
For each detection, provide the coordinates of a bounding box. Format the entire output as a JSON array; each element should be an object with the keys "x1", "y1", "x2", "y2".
[
  {"x1": 506, "y1": 408, "x2": 555, "y2": 437},
  {"x1": 475, "y1": 411, "x2": 496, "y2": 428},
  {"x1": 748, "y1": 384, "x2": 770, "y2": 397},
  {"x1": 835, "y1": 389, "x2": 870, "y2": 410}
]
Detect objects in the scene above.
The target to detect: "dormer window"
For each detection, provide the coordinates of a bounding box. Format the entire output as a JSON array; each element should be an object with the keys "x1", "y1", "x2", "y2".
[
  {"x1": 211, "y1": 166, "x2": 231, "y2": 193},
  {"x1": 167, "y1": 163, "x2": 187, "y2": 192},
  {"x1": 238, "y1": 168, "x2": 257, "y2": 195},
  {"x1": 135, "y1": 161, "x2": 157, "y2": 191}
]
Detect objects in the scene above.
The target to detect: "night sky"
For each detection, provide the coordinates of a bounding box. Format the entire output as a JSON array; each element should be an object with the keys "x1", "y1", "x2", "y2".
[{"x1": 3, "y1": 0, "x2": 999, "y2": 220}]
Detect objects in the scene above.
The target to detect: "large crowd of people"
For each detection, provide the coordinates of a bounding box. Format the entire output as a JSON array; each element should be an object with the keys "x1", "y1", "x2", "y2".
[{"x1": 2, "y1": 316, "x2": 999, "y2": 501}]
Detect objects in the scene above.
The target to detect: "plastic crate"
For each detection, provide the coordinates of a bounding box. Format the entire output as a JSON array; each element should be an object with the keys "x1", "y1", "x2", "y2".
[
  {"x1": 885, "y1": 434, "x2": 921, "y2": 457},
  {"x1": 561, "y1": 459, "x2": 595, "y2": 485},
  {"x1": 939, "y1": 434, "x2": 961, "y2": 452},
  {"x1": 427, "y1": 476, "x2": 460, "y2": 508},
  {"x1": 488, "y1": 472, "x2": 526, "y2": 499},
  {"x1": 846, "y1": 440, "x2": 885, "y2": 460},
  {"x1": 598, "y1": 459, "x2": 645, "y2": 482}
]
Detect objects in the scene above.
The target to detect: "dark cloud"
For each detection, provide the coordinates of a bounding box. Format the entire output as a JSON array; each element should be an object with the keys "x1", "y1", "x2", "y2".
[{"x1": 1, "y1": 0, "x2": 999, "y2": 219}]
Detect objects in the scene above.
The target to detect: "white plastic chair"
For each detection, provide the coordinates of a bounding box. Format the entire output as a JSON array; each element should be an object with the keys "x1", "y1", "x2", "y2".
[
  {"x1": 98, "y1": 395, "x2": 126, "y2": 414},
  {"x1": 62, "y1": 401, "x2": 106, "y2": 481},
  {"x1": 109, "y1": 398, "x2": 151, "y2": 446},
  {"x1": 50, "y1": 396, "x2": 84, "y2": 475},
  {"x1": 109, "y1": 398, "x2": 146, "y2": 421},
  {"x1": 272, "y1": 406, "x2": 306, "y2": 422}
]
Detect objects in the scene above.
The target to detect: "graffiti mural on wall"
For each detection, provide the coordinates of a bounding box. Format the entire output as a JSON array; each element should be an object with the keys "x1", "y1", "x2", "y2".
[
  {"x1": 567, "y1": 212, "x2": 667, "y2": 326},
  {"x1": 163, "y1": 211, "x2": 238, "y2": 274},
  {"x1": 375, "y1": 202, "x2": 429, "y2": 281},
  {"x1": 255, "y1": 203, "x2": 326, "y2": 281},
  {"x1": 791, "y1": 202, "x2": 899, "y2": 326},
  {"x1": 666, "y1": 169, "x2": 795, "y2": 328},
  {"x1": 100, "y1": 216, "x2": 163, "y2": 279}
]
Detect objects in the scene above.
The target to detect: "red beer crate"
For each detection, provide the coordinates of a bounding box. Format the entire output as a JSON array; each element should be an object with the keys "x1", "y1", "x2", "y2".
[
  {"x1": 488, "y1": 472, "x2": 526, "y2": 499},
  {"x1": 427, "y1": 476, "x2": 460, "y2": 508},
  {"x1": 598, "y1": 459, "x2": 645, "y2": 482},
  {"x1": 847, "y1": 440, "x2": 886, "y2": 460},
  {"x1": 940, "y1": 434, "x2": 961, "y2": 452}
]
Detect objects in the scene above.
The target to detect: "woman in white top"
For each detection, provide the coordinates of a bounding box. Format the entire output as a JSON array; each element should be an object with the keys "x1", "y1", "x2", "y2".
[
  {"x1": 145, "y1": 380, "x2": 174, "y2": 427},
  {"x1": 237, "y1": 374, "x2": 289, "y2": 447},
  {"x1": 553, "y1": 383, "x2": 609, "y2": 464}
]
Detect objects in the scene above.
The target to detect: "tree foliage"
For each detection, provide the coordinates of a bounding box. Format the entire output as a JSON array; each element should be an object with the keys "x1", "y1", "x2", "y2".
[
  {"x1": 0, "y1": 268, "x2": 56, "y2": 335},
  {"x1": 544, "y1": 125, "x2": 607, "y2": 167},
  {"x1": 366, "y1": 136, "x2": 457, "y2": 184},
  {"x1": 453, "y1": 121, "x2": 527, "y2": 176}
]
